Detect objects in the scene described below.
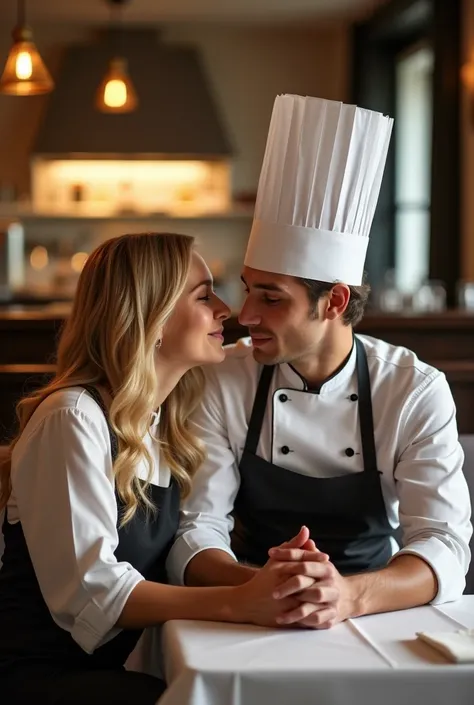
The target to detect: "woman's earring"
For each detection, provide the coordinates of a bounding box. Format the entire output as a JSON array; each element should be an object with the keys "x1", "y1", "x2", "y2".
[{"x1": 155, "y1": 339, "x2": 162, "y2": 349}]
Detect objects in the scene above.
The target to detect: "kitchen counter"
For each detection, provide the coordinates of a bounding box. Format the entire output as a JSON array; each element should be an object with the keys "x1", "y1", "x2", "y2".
[
  {"x1": 3, "y1": 303, "x2": 474, "y2": 324},
  {"x1": 3, "y1": 305, "x2": 474, "y2": 360},
  {"x1": 0, "y1": 303, "x2": 72, "y2": 320},
  {"x1": 2, "y1": 308, "x2": 474, "y2": 441},
  {"x1": 3, "y1": 304, "x2": 474, "y2": 322}
]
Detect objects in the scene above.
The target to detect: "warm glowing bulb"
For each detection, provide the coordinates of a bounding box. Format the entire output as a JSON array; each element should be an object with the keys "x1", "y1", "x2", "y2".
[
  {"x1": 104, "y1": 79, "x2": 127, "y2": 108},
  {"x1": 15, "y1": 51, "x2": 33, "y2": 80},
  {"x1": 71, "y1": 252, "x2": 88, "y2": 273},
  {"x1": 30, "y1": 246, "x2": 48, "y2": 270}
]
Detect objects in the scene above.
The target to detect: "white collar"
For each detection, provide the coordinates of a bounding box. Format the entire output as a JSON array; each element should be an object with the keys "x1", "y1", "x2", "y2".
[{"x1": 277, "y1": 339, "x2": 357, "y2": 397}]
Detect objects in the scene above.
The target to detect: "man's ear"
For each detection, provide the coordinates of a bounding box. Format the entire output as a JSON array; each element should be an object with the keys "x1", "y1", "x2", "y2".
[{"x1": 326, "y1": 284, "x2": 351, "y2": 320}]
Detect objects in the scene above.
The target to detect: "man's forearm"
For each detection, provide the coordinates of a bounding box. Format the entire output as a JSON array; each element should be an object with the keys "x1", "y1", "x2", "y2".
[
  {"x1": 347, "y1": 554, "x2": 438, "y2": 618},
  {"x1": 185, "y1": 548, "x2": 258, "y2": 587}
]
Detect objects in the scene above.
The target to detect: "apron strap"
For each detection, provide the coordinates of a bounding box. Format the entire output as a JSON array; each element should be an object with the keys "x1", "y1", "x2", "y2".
[
  {"x1": 81, "y1": 385, "x2": 119, "y2": 463},
  {"x1": 1, "y1": 387, "x2": 119, "y2": 533},
  {"x1": 355, "y1": 336, "x2": 378, "y2": 474},
  {"x1": 244, "y1": 365, "x2": 275, "y2": 455}
]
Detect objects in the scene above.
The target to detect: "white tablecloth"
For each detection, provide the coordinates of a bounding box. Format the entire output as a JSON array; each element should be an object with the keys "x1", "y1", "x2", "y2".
[{"x1": 158, "y1": 596, "x2": 474, "y2": 705}]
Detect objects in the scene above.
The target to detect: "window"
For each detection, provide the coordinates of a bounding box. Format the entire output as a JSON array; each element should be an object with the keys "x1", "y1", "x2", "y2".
[
  {"x1": 352, "y1": 0, "x2": 461, "y2": 304},
  {"x1": 394, "y1": 45, "x2": 433, "y2": 293}
]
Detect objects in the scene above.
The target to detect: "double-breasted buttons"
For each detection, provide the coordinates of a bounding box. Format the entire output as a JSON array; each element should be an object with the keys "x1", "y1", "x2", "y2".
[
  {"x1": 345, "y1": 447, "x2": 355, "y2": 457},
  {"x1": 279, "y1": 393, "x2": 288, "y2": 403},
  {"x1": 281, "y1": 445, "x2": 291, "y2": 455},
  {"x1": 350, "y1": 393, "x2": 358, "y2": 402}
]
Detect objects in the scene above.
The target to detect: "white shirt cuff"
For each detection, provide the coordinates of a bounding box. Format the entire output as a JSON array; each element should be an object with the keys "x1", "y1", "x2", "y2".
[
  {"x1": 390, "y1": 538, "x2": 467, "y2": 604},
  {"x1": 167, "y1": 529, "x2": 237, "y2": 586},
  {"x1": 71, "y1": 572, "x2": 145, "y2": 653}
]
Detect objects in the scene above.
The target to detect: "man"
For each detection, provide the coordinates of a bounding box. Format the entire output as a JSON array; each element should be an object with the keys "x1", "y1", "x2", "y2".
[{"x1": 167, "y1": 95, "x2": 472, "y2": 628}]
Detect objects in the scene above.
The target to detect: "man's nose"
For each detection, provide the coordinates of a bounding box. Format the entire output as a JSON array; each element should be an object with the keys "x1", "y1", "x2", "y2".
[{"x1": 238, "y1": 298, "x2": 261, "y2": 326}]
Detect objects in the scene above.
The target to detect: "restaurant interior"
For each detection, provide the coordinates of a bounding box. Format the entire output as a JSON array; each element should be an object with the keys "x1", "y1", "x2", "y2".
[
  {"x1": 1, "y1": 0, "x2": 474, "y2": 433},
  {"x1": 0, "y1": 0, "x2": 474, "y2": 701}
]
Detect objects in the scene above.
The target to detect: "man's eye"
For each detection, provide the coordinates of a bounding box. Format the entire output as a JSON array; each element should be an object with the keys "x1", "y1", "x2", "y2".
[{"x1": 264, "y1": 296, "x2": 280, "y2": 305}]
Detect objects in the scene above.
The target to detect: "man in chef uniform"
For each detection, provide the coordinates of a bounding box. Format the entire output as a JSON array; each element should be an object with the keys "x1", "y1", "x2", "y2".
[{"x1": 167, "y1": 95, "x2": 472, "y2": 628}]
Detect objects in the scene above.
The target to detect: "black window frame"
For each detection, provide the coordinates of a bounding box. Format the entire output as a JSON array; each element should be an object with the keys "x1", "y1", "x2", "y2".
[{"x1": 351, "y1": 0, "x2": 461, "y2": 305}]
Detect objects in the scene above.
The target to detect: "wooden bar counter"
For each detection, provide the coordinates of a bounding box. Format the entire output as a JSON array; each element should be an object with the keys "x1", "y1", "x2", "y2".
[{"x1": 1, "y1": 306, "x2": 474, "y2": 442}]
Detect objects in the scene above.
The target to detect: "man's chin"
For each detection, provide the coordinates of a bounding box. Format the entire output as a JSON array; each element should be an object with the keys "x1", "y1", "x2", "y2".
[{"x1": 252, "y1": 347, "x2": 279, "y2": 365}]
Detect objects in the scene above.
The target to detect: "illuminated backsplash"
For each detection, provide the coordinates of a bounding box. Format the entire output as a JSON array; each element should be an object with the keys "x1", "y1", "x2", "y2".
[{"x1": 31, "y1": 158, "x2": 231, "y2": 216}]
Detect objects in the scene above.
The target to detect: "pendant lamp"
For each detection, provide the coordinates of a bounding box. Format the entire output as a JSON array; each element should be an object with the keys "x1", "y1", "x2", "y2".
[
  {"x1": 0, "y1": 0, "x2": 54, "y2": 96},
  {"x1": 96, "y1": 0, "x2": 138, "y2": 113}
]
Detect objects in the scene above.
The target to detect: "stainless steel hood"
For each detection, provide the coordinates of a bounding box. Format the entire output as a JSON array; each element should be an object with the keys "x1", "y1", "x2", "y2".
[{"x1": 33, "y1": 29, "x2": 233, "y2": 159}]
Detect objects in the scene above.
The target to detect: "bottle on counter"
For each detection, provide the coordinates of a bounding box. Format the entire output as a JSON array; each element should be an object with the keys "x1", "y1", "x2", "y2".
[{"x1": 0, "y1": 221, "x2": 25, "y2": 301}]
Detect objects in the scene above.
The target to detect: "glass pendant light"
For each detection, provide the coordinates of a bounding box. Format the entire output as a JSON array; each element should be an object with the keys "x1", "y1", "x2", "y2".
[
  {"x1": 96, "y1": 0, "x2": 138, "y2": 113},
  {"x1": 96, "y1": 56, "x2": 138, "y2": 113},
  {"x1": 0, "y1": 0, "x2": 54, "y2": 96}
]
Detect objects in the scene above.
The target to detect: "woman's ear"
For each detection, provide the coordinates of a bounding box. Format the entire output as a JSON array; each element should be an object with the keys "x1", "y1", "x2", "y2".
[{"x1": 155, "y1": 328, "x2": 164, "y2": 349}]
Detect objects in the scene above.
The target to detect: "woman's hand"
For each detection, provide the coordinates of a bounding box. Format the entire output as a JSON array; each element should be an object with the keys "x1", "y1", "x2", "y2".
[
  {"x1": 227, "y1": 526, "x2": 330, "y2": 628},
  {"x1": 265, "y1": 527, "x2": 345, "y2": 629},
  {"x1": 268, "y1": 545, "x2": 356, "y2": 629},
  {"x1": 228, "y1": 559, "x2": 304, "y2": 627}
]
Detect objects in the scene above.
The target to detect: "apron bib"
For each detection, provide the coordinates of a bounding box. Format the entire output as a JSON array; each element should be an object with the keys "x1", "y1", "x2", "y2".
[
  {"x1": 0, "y1": 386, "x2": 179, "y2": 673},
  {"x1": 233, "y1": 337, "x2": 395, "y2": 574}
]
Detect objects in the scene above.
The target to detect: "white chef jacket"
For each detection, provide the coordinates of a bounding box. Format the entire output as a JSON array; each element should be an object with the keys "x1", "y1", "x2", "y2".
[
  {"x1": 167, "y1": 335, "x2": 473, "y2": 603},
  {"x1": 5, "y1": 387, "x2": 169, "y2": 654}
]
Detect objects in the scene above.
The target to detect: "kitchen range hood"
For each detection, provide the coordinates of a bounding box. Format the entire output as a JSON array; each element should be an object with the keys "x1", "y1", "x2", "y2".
[{"x1": 33, "y1": 29, "x2": 233, "y2": 159}]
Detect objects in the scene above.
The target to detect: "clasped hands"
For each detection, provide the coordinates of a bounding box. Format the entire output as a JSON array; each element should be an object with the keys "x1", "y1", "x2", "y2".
[{"x1": 244, "y1": 526, "x2": 355, "y2": 629}]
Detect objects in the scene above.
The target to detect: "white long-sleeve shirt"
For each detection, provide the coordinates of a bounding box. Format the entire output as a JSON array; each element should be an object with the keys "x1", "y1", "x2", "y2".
[
  {"x1": 167, "y1": 335, "x2": 472, "y2": 603},
  {"x1": 5, "y1": 387, "x2": 169, "y2": 654}
]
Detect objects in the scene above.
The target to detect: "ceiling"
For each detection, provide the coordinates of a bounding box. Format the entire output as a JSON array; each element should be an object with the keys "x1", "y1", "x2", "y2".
[{"x1": 1, "y1": 0, "x2": 386, "y2": 25}]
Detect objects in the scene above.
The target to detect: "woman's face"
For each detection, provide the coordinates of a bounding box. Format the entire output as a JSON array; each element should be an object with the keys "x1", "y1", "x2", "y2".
[{"x1": 160, "y1": 252, "x2": 231, "y2": 369}]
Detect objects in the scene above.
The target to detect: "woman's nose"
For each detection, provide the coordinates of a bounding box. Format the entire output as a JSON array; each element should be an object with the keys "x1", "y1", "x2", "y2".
[{"x1": 215, "y1": 296, "x2": 231, "y2": 321}]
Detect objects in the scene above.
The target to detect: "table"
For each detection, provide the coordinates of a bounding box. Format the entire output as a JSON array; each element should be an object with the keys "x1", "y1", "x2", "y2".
[{"x1": 158, "y1": 596, "x2": 474, "y2": 705}]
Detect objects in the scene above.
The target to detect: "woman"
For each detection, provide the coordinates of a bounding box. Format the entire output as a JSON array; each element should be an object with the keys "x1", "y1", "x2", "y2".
[{"x1": 0, "y1": 233, "x2": 308, "y2": 705}]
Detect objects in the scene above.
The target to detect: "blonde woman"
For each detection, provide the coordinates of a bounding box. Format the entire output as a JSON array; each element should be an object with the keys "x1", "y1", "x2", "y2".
[{"x1": 0, "y1": 233, "x2": 313, "y2": 705}]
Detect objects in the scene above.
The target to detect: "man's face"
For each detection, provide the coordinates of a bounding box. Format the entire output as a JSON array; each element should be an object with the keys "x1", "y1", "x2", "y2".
[{"x1": 238, "y1": 266, "x2": 328, "y2": 365}]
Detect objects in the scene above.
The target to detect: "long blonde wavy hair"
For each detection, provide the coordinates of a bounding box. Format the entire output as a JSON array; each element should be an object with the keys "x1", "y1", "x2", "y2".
[{"x1": 0, "y1": 232, "x2": 206, "y2": 524}]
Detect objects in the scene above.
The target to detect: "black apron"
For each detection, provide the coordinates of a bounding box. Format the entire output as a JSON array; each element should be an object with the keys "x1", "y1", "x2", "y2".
[
  {"x1": 0, "y1": 386, "x2": 180, "y2": 675},
  {"x1": 232, "y1": 337, "x2": 395, "y2": 574}
]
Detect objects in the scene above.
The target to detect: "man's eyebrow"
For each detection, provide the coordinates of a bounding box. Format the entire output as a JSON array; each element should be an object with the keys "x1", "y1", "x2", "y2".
[{"x1": 240, "y1": 275, "x2": 286, "y2": 293}]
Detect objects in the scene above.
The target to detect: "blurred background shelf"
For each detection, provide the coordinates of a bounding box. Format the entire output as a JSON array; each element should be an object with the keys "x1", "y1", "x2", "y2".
[{"x1": 2, "y1": 308, "x2": 474, "y2": 442}]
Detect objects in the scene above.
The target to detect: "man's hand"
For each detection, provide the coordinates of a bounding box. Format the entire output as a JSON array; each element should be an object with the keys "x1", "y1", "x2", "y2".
[
  {"x1": 272, "y1": 525, "x2": 326, "y2": 555},
  {"x1": 268, "y1": 545, "x2": 356, "y2": 628},
  {"x1": 268, "y1": 529, "x2": 347, "y2": 628}
]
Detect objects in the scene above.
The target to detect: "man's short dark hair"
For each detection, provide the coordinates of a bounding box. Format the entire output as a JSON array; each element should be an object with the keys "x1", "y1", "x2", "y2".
[{"x1": 297, "y1": 277, "x2": 371, "y2": 327}]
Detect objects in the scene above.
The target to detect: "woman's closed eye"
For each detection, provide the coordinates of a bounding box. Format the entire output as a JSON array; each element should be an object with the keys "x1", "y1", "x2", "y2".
[{"x1": 197, "y1": 286, "x2": 213, "y2": 302}]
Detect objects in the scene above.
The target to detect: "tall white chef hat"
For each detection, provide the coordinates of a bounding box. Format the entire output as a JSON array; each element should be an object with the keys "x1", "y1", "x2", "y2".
[{"x1": 244, "y1": 95, "x2": 393, "y2": 285}]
